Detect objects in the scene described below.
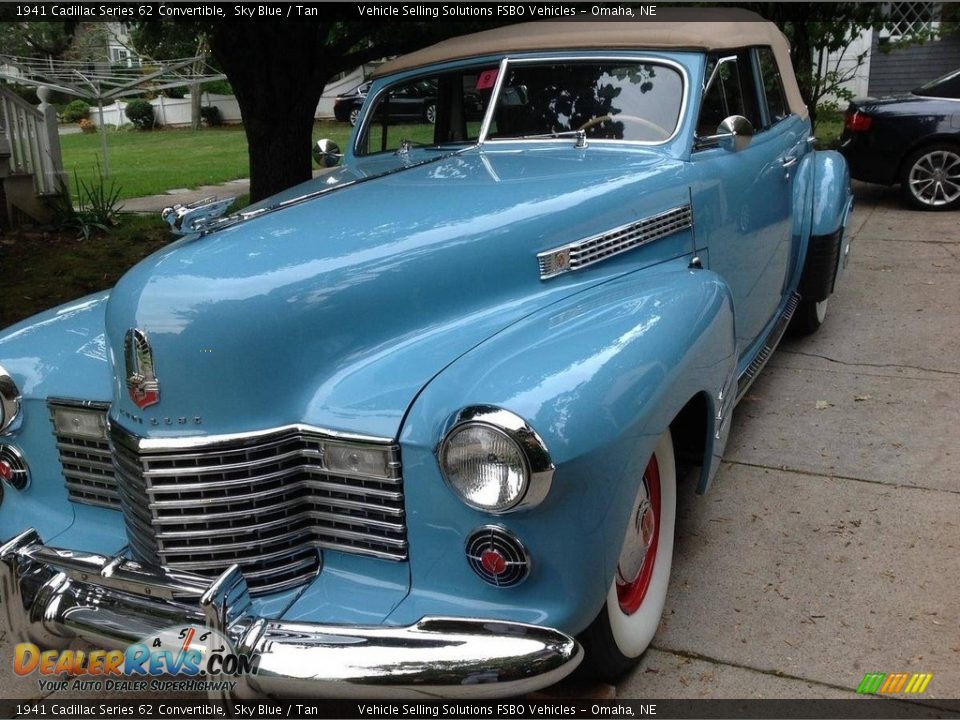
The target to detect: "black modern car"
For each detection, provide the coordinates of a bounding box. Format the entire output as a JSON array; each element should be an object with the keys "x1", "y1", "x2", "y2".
[
  {"x1": 333, "y1": 78, "x2": 484, "y2": 127},
  {"x1": 840, "y1": 68, "x2": 960, "y2": 210},
  {"x1": 333, "y1": 81, "x2": 373, "y2": 126}
]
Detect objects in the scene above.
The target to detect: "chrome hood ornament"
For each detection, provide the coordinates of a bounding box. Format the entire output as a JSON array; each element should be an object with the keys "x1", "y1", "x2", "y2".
[
  {"x1": 124, "y1": 329, "x2": 160, "y2": 410},
  {"x1": 161, "y1": 196, "x2": 236, "y2": 235}
]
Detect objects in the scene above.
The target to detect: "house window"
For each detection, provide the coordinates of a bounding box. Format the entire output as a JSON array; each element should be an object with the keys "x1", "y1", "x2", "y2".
[
  {"x1": 111, "y1": 48, "x2": 128, "y2": 63},
  {"x1": 880, "y1": 2, "x2": 941, "y2": 41}
]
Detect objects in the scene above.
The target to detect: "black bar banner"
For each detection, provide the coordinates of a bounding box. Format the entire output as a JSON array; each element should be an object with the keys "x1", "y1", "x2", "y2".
[{"x1": 3, "y1": 699, "x2": 960, "y2": 719}]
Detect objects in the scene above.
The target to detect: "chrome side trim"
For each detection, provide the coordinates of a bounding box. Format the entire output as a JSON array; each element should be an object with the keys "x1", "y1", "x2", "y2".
[
  {"x1": 438, "y1": 405, "x2": 554, "y2": 513},
  {"x1": 0, "y1": 529, "x2": 583, "y2": 700},
  {"x1": 736, "y1": 292, "x2": 801, "y2": 401},
  {"x1": 538, "y1": 205, "x2": 693, "y2": 280}
]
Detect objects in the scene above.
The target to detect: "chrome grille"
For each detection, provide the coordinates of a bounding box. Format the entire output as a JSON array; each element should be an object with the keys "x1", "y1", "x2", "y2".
[
  {"x1": 110, "y1": 423, "x2": 406, "y2": 595},
  {"x1": 538, "y1": 204, "x2": 694, "y2": 279},
  {"x1": 49, "y1": 401, "x2": 119, "y2": 509}
]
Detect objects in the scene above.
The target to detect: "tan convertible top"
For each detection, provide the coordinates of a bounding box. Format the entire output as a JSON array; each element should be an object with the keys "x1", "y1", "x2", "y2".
[{"x1": 372, "y1": 8, "x2": 807, "y2": 117}]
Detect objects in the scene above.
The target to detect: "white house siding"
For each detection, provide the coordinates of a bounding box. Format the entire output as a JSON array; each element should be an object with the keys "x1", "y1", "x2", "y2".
[{"x1": 820, "y1": 28, "x2": 874, "y2": 104}]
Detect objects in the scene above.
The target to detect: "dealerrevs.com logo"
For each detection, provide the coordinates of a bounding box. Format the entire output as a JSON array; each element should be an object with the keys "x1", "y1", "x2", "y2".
[{"x1": 13, "y1": 624, "x2": 258, "y2": 693}]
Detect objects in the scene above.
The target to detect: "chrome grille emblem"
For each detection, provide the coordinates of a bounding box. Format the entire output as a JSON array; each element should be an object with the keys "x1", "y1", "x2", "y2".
[{"x1": 124, "y1": 329, "x2": 160, "y2": 410}]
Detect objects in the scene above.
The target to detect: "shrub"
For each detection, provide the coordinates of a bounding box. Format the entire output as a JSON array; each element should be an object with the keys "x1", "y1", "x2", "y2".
[
  {"x1": 202, "y1": 79, "x2": 233, "y2": 96},
  {"x1": 78, "y1": 118, "x2": 96, "y2": 134},
  {"x1": 125, "y1": 99, "x2": 155, "y2": 130},
  {"x1": 46, "y1": 166, "x2": 123, "y2": 241},
  {"x1": 200, "y1": 106, "x2": 223, "y2": 127},
  {"x1": 63, "y1": 99, "x2": 90, "y2": 123}
]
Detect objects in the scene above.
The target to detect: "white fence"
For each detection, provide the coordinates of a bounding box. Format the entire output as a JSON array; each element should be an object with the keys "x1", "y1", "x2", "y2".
[{"x1": 89, "y1": 65, "x2": 371, "y2": 129}]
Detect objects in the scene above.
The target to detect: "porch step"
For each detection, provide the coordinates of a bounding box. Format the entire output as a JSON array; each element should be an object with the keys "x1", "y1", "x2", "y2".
[{"x1": 3, "y1": 173, "x2": 52, "y2": 225}]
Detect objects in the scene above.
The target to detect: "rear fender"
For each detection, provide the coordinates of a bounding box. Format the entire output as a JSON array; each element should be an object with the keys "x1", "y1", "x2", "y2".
[
  {"x1": 392, "y1": 258, "x2": 736, "y2": 634},
  {"x1": 802, "y1": 151, "x2": 854, "y2": 301}
]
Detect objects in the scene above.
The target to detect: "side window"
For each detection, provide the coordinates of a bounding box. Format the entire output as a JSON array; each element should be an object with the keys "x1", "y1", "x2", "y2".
[
  {"x1": 361, "y1": 75, "x2": 439, "y2": 155},
  {"x1": 358, "y1": 68, "x2": 497, "y2": 156},
  {"x1": 757, "y1": 47, "x2": 789, "y2": 126},
  {"x1": 697, "y1": 56, "x2": 747, "y2": 139}
]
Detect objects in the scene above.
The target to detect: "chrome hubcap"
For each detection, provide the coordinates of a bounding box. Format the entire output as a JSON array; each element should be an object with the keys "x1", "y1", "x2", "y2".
[
  {"x1": 615, "y1": 455, "x2": 660, "y2": 615},
  {"x1": 909, "y1": 150, "x2": 960, "y2": 207}
]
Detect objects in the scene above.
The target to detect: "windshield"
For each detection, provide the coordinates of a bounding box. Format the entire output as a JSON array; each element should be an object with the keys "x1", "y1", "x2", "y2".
[
  {"x1": 486, "y1": 60, "x2": 684, "y2": 143},
  {"x1": 913, "y1": 68, "x2": 960, "y2": 99}
]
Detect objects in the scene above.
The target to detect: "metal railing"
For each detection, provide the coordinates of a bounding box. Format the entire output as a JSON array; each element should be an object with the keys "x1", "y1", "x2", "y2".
[{"x1": 0, "y1": 85, "x2": 62, "y2": 195}]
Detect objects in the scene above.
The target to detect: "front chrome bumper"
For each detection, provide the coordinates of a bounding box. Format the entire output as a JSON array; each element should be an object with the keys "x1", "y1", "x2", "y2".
[{"x1": 0, "y1": 529, "x2": 582, "y2": 698}]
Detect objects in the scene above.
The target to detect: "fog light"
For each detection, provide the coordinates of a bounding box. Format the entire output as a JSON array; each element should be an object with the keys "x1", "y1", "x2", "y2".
[
  {"x1": 465, "y1": 525, "x2": 531, "y2": 587},
  {"x1": 0, "y1": 445, "x2": 29, "y2": 490},
  {"x1": 50, "y1": 403, "x2": 108, "y2": 441}
]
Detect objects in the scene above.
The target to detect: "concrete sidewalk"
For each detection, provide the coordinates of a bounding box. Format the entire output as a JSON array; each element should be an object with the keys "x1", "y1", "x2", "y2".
[{"x1": 119, "y1": 177, "x2": 251, "y2": 214}]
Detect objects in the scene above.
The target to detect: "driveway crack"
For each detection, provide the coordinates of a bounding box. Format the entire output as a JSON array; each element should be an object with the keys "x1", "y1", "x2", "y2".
[
  {"x1": 721, "y1": 459, "x2": 960, "y2": 496},
  {"x1": 779, "y1": 350, "x2": 960, "y2": 378}
]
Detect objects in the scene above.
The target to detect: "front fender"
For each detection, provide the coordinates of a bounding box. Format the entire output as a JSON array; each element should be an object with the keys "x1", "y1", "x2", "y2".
[
  {"x1": 0, "y1": 293, "x2": 117, "y2": 545},
  {"x1": 390, "y1": 258, "x2": 736, "y2": 635}
]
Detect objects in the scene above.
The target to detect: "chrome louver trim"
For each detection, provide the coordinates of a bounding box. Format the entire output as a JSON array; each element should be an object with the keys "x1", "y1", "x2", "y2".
[
  {"x1": 110, "y1": 423, "x2": 407, "y2": 595},
  {"x1": 537, "y1": 204, "x2": 694, "y2": 280},
  {"x1": 48, "y1": 400, "x2": 119, "y2": 509}
]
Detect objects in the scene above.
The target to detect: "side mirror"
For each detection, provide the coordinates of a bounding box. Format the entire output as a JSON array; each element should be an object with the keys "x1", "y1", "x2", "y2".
[
  {"x1": 313, "y1": 139, "x2": 342, "y2": 168},
  {"x1": 712, "y1": 115, "x2": 755, "y2": 152}
]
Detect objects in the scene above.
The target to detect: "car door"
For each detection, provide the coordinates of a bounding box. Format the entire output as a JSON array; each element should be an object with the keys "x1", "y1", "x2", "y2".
[{"x1": 689, "y1": 49, "x2": 807, "y2": 358}]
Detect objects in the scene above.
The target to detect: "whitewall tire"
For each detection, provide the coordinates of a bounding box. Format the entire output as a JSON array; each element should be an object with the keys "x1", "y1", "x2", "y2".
[{"x1": 580, "y1": 428, "x2": 676, "y2": 680}]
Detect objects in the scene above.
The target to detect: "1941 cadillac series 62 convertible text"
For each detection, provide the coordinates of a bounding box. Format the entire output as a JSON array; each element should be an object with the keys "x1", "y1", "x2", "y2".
[{"x1": 0, "y1": 14, "x2": 852, "y2": 698}]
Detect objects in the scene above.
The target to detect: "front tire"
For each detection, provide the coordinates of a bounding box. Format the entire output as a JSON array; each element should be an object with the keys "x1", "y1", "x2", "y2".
[
  {"x1": 900, "y1": 143, "x2": 960, "y2": 211},
  {"x1": 349, "y1": 107, "x2": 360, "y2": 126},
  {"x1": 791, "y1": 297, "x2": 829, "y2": 336},
  {"x1": 425, "y1": 103, "x2": 437, "y2": 124},
  {"x1": 580, "y1": 429, "x2": 676, "y2": 682}
]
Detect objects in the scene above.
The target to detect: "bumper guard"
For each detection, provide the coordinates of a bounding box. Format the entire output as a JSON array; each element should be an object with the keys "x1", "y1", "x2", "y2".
[{"x1": 0, "y1": 529, "x2": 582, "y2": 698}]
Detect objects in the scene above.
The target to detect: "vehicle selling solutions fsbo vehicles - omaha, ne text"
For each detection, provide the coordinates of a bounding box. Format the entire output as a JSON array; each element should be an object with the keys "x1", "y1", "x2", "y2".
[{"x1": 0, "y1": 10, "x2": 852, "y2": 698}]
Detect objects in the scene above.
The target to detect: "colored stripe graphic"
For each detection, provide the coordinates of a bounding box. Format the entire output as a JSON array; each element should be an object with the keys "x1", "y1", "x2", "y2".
[
  {"x1": 858, "y1": 672, "x2": 932, "y2": 695},
  {"x1": 857, "y1": 673, "x2": 885, "y2": 694}
]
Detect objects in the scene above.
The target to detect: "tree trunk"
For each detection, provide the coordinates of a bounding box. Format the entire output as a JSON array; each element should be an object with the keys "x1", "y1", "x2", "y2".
[{"x1": 209, "y1": 22, "x2": 330, "y2": 202}]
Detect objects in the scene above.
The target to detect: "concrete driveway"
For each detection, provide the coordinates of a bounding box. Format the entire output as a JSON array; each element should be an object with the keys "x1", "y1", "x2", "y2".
[{"x1": 1, "y1": 182, "x2": 957, "y2": 705}]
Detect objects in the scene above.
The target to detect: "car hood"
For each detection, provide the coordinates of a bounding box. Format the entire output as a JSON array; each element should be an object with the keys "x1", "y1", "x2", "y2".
[{"x1": 105, "y1": 146, "x2": 689, "y2": 440}]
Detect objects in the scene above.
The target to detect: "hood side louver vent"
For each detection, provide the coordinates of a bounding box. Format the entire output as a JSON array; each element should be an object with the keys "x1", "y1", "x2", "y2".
[{"x1": 538, "y1": 204, "x2": 693, "y2": 280}]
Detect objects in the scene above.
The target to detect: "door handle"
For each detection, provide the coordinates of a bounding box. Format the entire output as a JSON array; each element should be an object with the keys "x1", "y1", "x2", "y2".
[{"x1": 780, "y1": 154, "x2": 799, "y2": 169}]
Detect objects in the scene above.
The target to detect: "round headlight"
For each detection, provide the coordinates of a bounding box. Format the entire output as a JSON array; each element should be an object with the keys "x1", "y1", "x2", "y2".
[
  {"x1": 440, "y1": 424, "x2": 529, "y2": 512},
  {"x1": 438, "y1": 406, "x2": 555, "y2": 514}
]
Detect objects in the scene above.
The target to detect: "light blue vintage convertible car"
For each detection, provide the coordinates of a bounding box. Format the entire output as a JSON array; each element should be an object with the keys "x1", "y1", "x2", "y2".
[{"x1": 0, "y1": 15, "x2": 851, "y2": 698}]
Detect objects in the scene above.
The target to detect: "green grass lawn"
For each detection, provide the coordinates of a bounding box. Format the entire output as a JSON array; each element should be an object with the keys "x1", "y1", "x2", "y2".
[{"x1": 59, "y1": 121, "x2": 359, "y2": 201}]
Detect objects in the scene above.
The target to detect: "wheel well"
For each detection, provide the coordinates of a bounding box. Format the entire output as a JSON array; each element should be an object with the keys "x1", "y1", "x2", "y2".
[{"x1": 670, "y1": 392, "x2": 710, "y2": 483}]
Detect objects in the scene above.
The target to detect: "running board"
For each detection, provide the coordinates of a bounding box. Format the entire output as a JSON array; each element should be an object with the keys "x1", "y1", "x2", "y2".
[{"x1": 736, "y1": 292, "x2": 800, "y2": 401}]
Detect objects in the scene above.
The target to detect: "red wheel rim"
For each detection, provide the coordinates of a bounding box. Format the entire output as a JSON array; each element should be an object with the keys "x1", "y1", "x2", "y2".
[{"x1": 616, "y1": 453, "x2": 661, "y2": 615}]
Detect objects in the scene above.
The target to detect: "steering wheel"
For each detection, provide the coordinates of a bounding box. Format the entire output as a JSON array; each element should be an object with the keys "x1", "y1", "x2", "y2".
[{"x1": 578, "y1": 114, "x2": 671, "y2": 140}]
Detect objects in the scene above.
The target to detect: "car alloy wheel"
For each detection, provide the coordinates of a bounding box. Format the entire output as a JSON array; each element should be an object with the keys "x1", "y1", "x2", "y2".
[
  {"x1": 579, "y1": 428, "x2": 676, "y2": 681},
  {"x1": 349, "y1": 107, "x2": 360, "y2": 126},
  {"x1": 905, "y1": 146, "x2": 960, "y2": 210},
  {"x1": 425, "y1": 104, "x2": 437, "y2": 124}
]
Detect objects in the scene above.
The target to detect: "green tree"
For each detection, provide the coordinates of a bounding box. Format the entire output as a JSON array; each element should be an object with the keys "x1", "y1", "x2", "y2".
[
  {"x1": 755, "y1": 3, "x2": 882, "y2": 128},
  {"x1": 0, "y1": 21, "x2": 76, "y2": 58},
  {"x1": 134, "y1": 20, "x2": 505, "y2": 202}
]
